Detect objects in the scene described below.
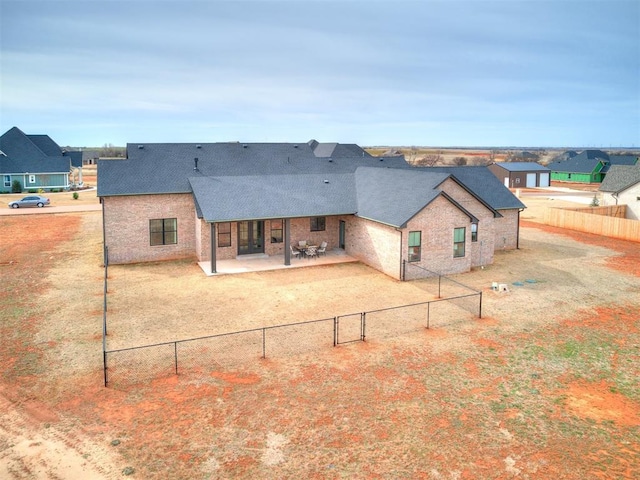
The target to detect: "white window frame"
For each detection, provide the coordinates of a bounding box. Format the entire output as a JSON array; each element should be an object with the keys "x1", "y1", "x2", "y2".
[
  {"x1": 3, "y1": 175, "x2": 10, "y2": 187},
  {"x1": 29, "y1": 174, "x2": 36, "y2": 184}
]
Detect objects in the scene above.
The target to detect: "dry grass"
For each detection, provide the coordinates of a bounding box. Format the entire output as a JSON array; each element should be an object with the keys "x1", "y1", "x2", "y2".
[{"x1": 1, "y1": 209, "x2": 639, "y2": 479}]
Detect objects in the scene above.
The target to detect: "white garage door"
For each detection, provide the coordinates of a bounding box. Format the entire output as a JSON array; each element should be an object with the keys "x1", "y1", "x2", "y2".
[
  {"x1": 539, "y1": 172, "x2": 550, "y2": 187},
  {"x1": 526, "y1": 173, "x2": 537, "y2": 188}
]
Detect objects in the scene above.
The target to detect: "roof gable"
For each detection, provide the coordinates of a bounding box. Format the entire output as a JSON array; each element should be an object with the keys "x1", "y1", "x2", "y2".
[
  {"x1": 0, "y1": 127, "x2": 70, "y2": 174},
  {"x1": 423, "y1": 166, "x2": 526, "y2": 210}
]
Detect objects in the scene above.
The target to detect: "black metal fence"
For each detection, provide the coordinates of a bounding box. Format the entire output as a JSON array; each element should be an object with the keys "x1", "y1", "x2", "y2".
[{"x1": 102, "y1": 256, "x2": 482, "y2": 388}]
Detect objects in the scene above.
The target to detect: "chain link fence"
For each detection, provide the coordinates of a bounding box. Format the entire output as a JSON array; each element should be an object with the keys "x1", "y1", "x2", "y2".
[{"x1": 102, "y1": 257, "x2": 482, "y2": 388}]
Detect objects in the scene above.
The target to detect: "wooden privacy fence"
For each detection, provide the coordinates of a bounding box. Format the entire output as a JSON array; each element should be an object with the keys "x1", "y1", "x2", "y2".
[{"x1": 544, "y1": 206, "x2": 640, "y2": 242}]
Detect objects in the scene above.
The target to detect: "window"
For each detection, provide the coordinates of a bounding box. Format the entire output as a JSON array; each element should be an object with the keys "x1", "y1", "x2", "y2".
[
  {"x1": 3, "y1": 175, "x2": 10, "y2": 187},
  {"x1": 515, "y1": 178, "x2": 520, "y2": 184},
  {"x1": 453, "y1": 227, "x2": 466, "y2": 257},
  {"x1": 408, "y1": 231, "x2": 421, "y2": 262},
  {"x1": 310, "y1": 217, "x2": 325, "y2": 232},
  {"x1": 471, "y1": 223, "x2": 478, "y2": 242},
  {"x1": 270, "y1": 219, "x2": 283, "y2": 243},
  {"x1": 29, "y1": 174, "x2": 35, "y2": 184},
  {"x1": 149, "y1": 218, "x2": 177, "y2": 246},
  {"x1": 218, "y1": 222, "x2": 231, "y2": 247}
]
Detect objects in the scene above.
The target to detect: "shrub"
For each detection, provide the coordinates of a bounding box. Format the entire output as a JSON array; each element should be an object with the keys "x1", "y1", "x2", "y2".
[
  {"x1": 28, "y1": 189, "x2": 37, "y2": 193},
  {"x1": 590, "y1": 195, "x2": 600, "y2": 207},
  {"x1": 11, "y1": 180, "x2": 22, "y2": 193},
  {"x1": 73, "y1": 192, "x2": 79, "y2": 200}
]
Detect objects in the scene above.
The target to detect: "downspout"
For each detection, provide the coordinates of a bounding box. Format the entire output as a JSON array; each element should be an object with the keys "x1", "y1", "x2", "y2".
[
  {"x1": 397, "y1": 228, "x2": 404, "y2": 281},
  {"x1": 517, "y1": 208, "x2": 524, "y2": 249},
  {"x1": 100, "y1": 197, "x2": 107, "y2": 265}
]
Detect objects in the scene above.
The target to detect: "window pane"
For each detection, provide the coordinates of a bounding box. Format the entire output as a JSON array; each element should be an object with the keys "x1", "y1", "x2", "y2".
[
  {"x1": 311, "y1": 217, "x2": 326, "y2": 231},
  {"x1": 150, "y1": 232, "x2": 164, "y2": 246},
  {"x1": 165, "y1": 218, "x2": 177, "y2": 232},
  {"x1": 219, "y1": 222, "x2": 231, "y2": 234},
  {"x1": 164, "y1": 231, "x2": 178, "y2": 245},
  {"x1": 453, "y1": 243, "x2": 465, "y2": 257},
  {"x1": 150, "y1": 219, "x2": 164, "y2": 233},
  {"x1": 454, "y1": 227, "x2": 465, "y2": 243},
  {"x1": 219, "y1": 232, "x2": 231, "y2": 247},
  {"x1": 408, "y1": 231, "x2": 421, "y2": 247}
]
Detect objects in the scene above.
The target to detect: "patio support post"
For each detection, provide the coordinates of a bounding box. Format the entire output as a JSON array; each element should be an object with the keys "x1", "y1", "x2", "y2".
[
  {"x1": 284, "y1": 218, "x2": 291, "y2": 266},
  {"x1": 210, "y1": 222, "x2": 217, "y2": 274}
]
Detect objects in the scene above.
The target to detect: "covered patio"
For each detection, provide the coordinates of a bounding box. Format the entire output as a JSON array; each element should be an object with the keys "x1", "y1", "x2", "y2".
[{"x1": 198, "y1": 248, "x2": 358, "y2": 276}]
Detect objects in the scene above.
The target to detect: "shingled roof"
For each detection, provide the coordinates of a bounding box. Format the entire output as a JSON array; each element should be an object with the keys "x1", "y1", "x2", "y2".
[
  {"x1": 0, "y1": 126, "x2": 71, "y2": 174},
  {"x1": 99, "y1": 141, "x2": 524, "y2": 228},
  {"x1": 491, "y1": 162, "x2": 550, "y2": 172},
  {"x1": 98, "y1": 141, "x2": 409, "y2": 196},
  {"x1": 599, "y1": 165, "x2": 640, "y2": 193}
]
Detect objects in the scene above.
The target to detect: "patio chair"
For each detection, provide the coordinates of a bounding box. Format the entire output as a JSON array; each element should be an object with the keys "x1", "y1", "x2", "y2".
[
  {"x1": 290, "y1": 245, "x2": 302, "y2": 259},
  {"x1": 317, "y1": 241, "x2": 327, "y2": 256},
  {"x1": 298, "y1": 240, "x2": 307, "y2": 248},
  {"x1": 305, "y1": 245, "x2": 318, "y2": 259}
]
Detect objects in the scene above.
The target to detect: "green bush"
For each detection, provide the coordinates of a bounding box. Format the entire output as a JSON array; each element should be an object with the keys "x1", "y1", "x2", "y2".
[
  {"x1": 11, "y1": 180, "x2": 22, "y2": 193},
  {"x1": 73, "y1": 192, "x2": 79, "y2": 200},
  {"x1": 28, "y1": 189, "x2": 37, "y2": 194}
]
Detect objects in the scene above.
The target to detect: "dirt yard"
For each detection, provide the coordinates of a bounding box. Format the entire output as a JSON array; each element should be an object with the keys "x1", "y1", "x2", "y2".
[{"x1": 1, "y1": 203, "x2": 639, "y2": 478}]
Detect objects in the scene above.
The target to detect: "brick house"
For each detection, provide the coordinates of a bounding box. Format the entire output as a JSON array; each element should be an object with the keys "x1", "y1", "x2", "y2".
[{"x1": 97, "y1": 140, "x2": 525, "y2": 279}]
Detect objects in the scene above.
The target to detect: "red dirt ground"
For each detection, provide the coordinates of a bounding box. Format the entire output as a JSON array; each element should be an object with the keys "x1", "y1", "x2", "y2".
[{"x1": 1, "y1": 214, "x2": 639, "y2": 479}]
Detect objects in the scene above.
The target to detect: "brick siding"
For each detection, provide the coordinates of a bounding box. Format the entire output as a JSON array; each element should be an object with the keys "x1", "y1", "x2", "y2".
[{"x1": 103, "y1": 194, "x2": 196, "y2": 264}]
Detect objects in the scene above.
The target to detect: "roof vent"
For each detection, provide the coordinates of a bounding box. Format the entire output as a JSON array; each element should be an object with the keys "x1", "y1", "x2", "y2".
[
  {"x1": 243, "y1": 144, "x2": 248, "y2": 148},
  {"x1": 293, "y1": 145, "x2": 298, "y2": 148},
  {"x1": 379, "y1": 158, "x2": 384, "y2": 161},
  {"x1": 328, "y1": 158, "x2": 333, "y2": 163},
  {"x1": 196, "y1": 144, "x2": 202, "y2": 149},
  {"x1": 324, "y1": 179, "x2": 330, "y2": 184},
  {"x1": 138, "y1": 145, "x2": 144, "y2": 149},
  {"x1": 194, "y1": 157, "x2": 199, "y2": 171}
]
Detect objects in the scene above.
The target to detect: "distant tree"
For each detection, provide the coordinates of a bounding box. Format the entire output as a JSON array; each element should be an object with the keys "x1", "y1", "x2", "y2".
[
  {"x1": 416, "y1": 153, "x2": 442, "y2": 167},
  {"x1": 452, "y1": 156, "x2": 468, "y2": 166},
  {"x1": 99, "y1": 143, "x2": 125, "y2": 158},
  {"x1": 407, "y1": 146, "x2": 419, "y2": 164}
]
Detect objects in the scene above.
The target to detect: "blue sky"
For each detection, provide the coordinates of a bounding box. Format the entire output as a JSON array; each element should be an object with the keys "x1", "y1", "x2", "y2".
[{"x1": 1, "y1": 0, "x2": 638, "y2": 148}]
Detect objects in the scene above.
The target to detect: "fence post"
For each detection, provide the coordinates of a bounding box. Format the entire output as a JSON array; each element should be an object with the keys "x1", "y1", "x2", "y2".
[
  {"x1": 426, "y1": 302, "x2": 430, "y2": 329},
  {"x1": 333, "y1": 317, "x2": 338, "y2": 346},
  {"x1": 402, "y1": 260, "x2": 406, "y2": 281},
  {"x1": 361, "y1": 313, "x2": 366, "y2": 342},
  {"x1": 103, "y1": 350, "x2": 108, "y2": 387},
  {"x1": 174, "y1": 342, "x2": 178, "y2": 375},
  {"x1": 478, "y1": 291, "x2": 483, "y2": 319}
]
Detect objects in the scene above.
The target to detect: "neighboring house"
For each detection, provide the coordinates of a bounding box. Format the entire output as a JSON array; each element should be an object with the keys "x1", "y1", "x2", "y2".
[
  {"x1": 599, "y1": 164, "x2": 640, "y2": 220},
  {"x1": 0, "y1": 126, "x2": 82, "y2": 192},
  {"x1": 97, "y1": 140, "x2": 525, "y2": 279},
  {"x1": 548, "y1": 149, "x2": 638, "y2": 184},
  {"x1": 488, "y1": 162, "x2": 551, "y2": 188}
]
